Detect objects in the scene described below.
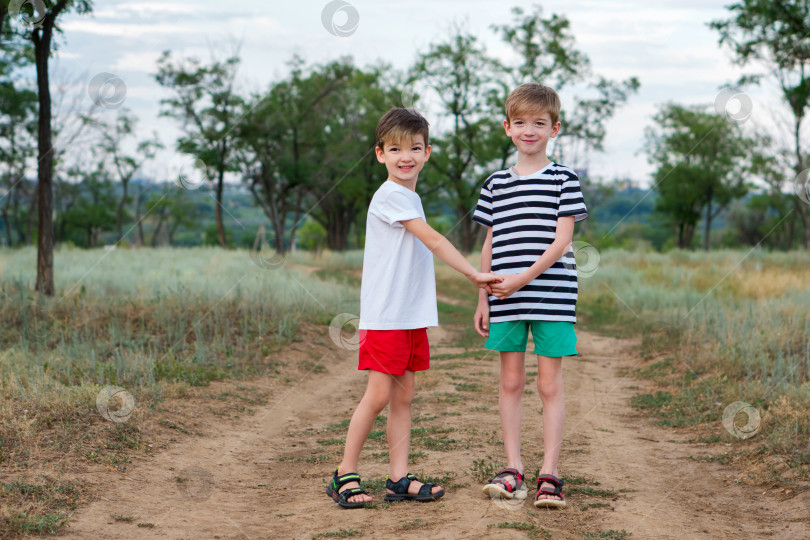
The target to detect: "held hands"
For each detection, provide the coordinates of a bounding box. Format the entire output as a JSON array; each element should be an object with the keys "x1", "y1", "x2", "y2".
[
  {"x1": 489, "y1": 273, "x2": 528, "y2": 300},
  {"x1": 469, "y1": 272, "x2": 503, "y2": 294}
]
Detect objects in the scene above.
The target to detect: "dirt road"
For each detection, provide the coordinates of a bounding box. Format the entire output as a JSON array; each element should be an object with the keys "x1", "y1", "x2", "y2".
[{"x1": 62, "y1": 326, "x2": 809, "y2": 539}]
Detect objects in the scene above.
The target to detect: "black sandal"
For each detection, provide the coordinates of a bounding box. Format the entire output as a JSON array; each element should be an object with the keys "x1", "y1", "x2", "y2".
[
  {"x1": 534, "y1": 474, "x2": 566, "y2": 508},
  {"x1": 383, "y1": 473, "x2": 444, "y2": 502},
  {"x1": 326, "y1": 468, "x2": 370, "y2": 509}
]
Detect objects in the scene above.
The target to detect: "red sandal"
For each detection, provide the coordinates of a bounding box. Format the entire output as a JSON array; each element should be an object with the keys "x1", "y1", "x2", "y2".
[
  {"x1": 482, "y1": 467, "x2": 527, "y2": 500},
  {"x1": 534, "y1": 474, "x2": 566, "y2": 508}
]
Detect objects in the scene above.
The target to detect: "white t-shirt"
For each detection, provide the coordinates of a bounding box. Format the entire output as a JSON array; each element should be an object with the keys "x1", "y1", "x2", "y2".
[{"x1": 359, "y1": 180, "x2": 438, "y2": 330}]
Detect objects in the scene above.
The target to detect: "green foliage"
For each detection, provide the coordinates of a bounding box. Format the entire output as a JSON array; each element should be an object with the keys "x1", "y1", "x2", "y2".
[
  {"x1": 297, "y1": 219, "x2": 327, "y2": 252},
  {"x1": 645, "y1": 104, "x2": 755, "y2": 249}
]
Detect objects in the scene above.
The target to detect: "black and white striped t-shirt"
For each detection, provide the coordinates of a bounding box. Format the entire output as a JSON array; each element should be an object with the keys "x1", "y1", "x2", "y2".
[{"x1": 472, "y1": 162, "x2": 589, "y2": 324}]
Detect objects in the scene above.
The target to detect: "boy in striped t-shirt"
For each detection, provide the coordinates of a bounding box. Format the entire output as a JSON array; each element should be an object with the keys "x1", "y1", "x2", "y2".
[{"x1": 473, "y1": 83, "x2": 589, "y2": 508}]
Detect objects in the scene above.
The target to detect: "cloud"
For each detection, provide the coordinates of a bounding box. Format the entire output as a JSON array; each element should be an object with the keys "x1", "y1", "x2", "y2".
[{"x1": 60, "y1": 20, "x2": 199, "y2": 37}]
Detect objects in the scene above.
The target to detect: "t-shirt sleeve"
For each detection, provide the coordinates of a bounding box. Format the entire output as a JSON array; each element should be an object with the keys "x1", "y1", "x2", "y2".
[
  {"x1": 557, "y1": 173, "x2": 589, "y2": 222},
  {"x1": 370, "y1": 190, "x2": 422, "y2": 227},
  {"x1": 472, "y1": 178, "x2": 493, "y2": 227}
]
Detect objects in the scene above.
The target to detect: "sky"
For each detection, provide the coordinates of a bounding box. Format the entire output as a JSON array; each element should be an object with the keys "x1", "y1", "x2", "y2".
[{"x1": 33, "y1": 0, "x2": 789, "y2": 186}]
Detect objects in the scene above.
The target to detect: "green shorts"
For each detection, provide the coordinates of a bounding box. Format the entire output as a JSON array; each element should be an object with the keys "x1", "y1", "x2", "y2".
[{"x1": 484, "y1": 320, "x2": 578, "y2": 357}]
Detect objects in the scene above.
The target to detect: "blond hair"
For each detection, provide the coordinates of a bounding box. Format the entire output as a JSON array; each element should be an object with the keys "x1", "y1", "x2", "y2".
[{"x1": 505, "y1": 83, "x2": 561, "y2": 124}]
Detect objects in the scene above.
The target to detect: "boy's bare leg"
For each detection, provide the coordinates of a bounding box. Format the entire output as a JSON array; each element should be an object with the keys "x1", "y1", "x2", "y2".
[
  {"x1": 536, "y1": 354, "x2": 564, "y2": 500},
  {"x1": 498, "y1": 351, "x2": 527, "y2": 485},
  {"x1": 386, "y1": 370, "x2": 442, "y2": 495},
  {"x1": 338, "y1": 370, "x2": 392, "y2": 503}
]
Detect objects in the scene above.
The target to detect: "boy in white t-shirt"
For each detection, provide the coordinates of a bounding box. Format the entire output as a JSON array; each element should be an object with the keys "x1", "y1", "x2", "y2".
[{"x1": 326, "y1": 108, "x2": 502, "y2": 508}]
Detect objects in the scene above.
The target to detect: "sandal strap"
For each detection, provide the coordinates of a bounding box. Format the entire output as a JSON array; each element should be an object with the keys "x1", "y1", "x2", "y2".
[
  {"x1": 417, "y1": 482, "x2": 435, "y2": 498},
  {"x1": 387, "y1": 473, "x2": 437, "y2": 497},
  {"x1": 339, "y1": 486, "x2": 368, "y2": 502},
  {"x1": 386, "y1": 474, "x2": 412, "y2": 494},
  {"x1": 536, "y1": 486, "x2": 565, "y2": 500},
  {"x1": 332, "y1": 469, "x2": 362, "y2": 490},
  {"x1": 488, "y1": 468, "x2": 524, "y2": 493},
  {"x1": 536, "y1": 474, "x2": 564, "y2": 488}
]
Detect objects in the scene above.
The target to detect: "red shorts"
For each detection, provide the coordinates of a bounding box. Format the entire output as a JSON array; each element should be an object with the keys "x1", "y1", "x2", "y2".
[{"x1": 358, "y1": 328, "x2": 430, "y2": 375}]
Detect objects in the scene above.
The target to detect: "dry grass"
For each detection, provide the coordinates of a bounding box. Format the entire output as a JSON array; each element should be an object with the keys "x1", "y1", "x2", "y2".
[{"x1": 578, "y1": 248, "x2": 810, "y2": 485}]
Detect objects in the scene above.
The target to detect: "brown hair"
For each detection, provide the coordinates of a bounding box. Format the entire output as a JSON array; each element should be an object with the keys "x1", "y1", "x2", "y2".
[
  {"x1": 505, "y1": 83, "x2": 561, "y2": 125},
  {"x1": 375, "y1": 107, "x2": 430, "y2": 150}
]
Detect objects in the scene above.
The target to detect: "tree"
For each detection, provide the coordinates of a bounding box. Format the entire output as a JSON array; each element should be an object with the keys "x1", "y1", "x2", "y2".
[
  {"x1": 85, "y1": 109, "x2": 162, "y2": 243},
  {"x1": 32, "y1": 1, "x2": 92, "y2": 293},
  {"x1": 144, "y1": 186, "x2": 197, "y2": 246},
  {"x1": 710, "y1": 0, "x2": 810, "y2": 248},
  {"x1": 0, "y1": 67, "x2": 37, "y2": 246},
  {"x1": 155, "y1": 47, "x2": 244, "y2": 248},
  {"x1": 236, "y1": 57, "x2": 311, "y2": 255},
  {"x1": 310, "y1": 60, "x2": 398, "y2": 251},
  {"x1": 59, "y1": 163, "x2": 116, "y2": 247},
  {"x1": 3, "y1": 0, "x2": 94, "y2": 293},
  {"x1": 646, "y1": 104, "x2": 754, "y2": 249},
  {"x1": 491, "y1": 5, "x2": 640, "y2": 169},
  {"x1": 414, "y1": 24, "x2": 502, "y2": 253}
]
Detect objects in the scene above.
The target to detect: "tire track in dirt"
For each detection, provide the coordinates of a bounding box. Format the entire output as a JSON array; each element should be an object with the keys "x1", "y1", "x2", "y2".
[{"x1": 63, "y1": 325, "x2": 809, "y2": 539}]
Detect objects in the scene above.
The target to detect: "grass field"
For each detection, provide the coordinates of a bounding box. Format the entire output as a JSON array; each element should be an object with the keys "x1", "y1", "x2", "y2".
[
  {"x1": 1, "y1": 245, "x2": 808, "y2": 535},
  {"x1": 577, "y1": 248, "x2": 810, "y2": 477}
]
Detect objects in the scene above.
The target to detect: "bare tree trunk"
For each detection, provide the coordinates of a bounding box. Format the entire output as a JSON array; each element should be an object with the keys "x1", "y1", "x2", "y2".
[
  {"x1": 1, "y1": 207, "x2": 11, "y2": 247},
  {"x1": 151, "y1": 207, "x2": 167, "y2": 247},
  {"x1": 704, "y1": 194, "x2": 713, "y2": 250},
  {"x1": 288, "y1": 190, "x2": 303, "y2": 251},
  {"x1": 116, "y1": 180, "x2": 128, "y2": 242},
  {"x1": 215, "y1": 167, "x2": 227, "y2": 248},
  {"x1": 794, "y1": 118, "x2": 810, "y2": 250},
  {"x1": 135, "y1": 184, "x2": 145, "y2": 246},
  {"x1": 34, "y1": 26, "x2": 57, "y2": 295}
]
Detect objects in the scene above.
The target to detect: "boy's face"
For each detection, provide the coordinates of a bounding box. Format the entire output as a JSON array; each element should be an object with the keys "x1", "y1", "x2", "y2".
[
  {"x1": 375, "y1": 135, "x2": 431, "y2": 184},
  {"x1": 504, "y1": 110, "x2": 560, "y2": 157}
]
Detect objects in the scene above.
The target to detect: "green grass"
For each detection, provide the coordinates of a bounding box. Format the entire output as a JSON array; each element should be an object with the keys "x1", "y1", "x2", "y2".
[
  {"x1": 1, "y1": 478, "x2": 82, "y2": 535},
  {"x1": 569, "y1": 486, "x2": 618, "y2": 498},
  {"x1": 312, "y1": 529, "x2": 361, "y2": 539},
  {"x1": 488, "y1": 522, "x2": 552, "y2": 538},
  {"x1": 577, "y1": 249, "x2": 810, "y2": 476},
  {"x1": 581, "y1": 530, "x2": 631, "y2": 539},
  {"x1": 469, "y1": 458, "x2": 496, "y2": 483},
  {"x1": 453, "y1": 382, "x2": 483, "y2": 392},
  {"x1": 399, "y1": 518, "x2": 429, "y2": 530}
]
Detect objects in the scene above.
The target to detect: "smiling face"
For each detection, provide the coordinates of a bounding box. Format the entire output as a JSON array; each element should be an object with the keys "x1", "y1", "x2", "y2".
[
  {"x1": 503, "y1": 109, "x2": 561, "y2": 157},
  {"x1": 375, "y1": 135, "x2": 431, "y2": 186}
]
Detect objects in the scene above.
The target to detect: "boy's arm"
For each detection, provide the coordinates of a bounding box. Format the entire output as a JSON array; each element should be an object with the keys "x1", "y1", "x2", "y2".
[
  {"x1": 401, "y1": 218, "x2": 501, "y2": 288},
  {"x1": 489, "y1": 216, "x2": 576, "y2": 299},
  {"x1": 478, "y1": 227, "x2": 493, "y2": 303},
  {"x1": 473, "y1": 227, "x2": 493, "y2": 337}
]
